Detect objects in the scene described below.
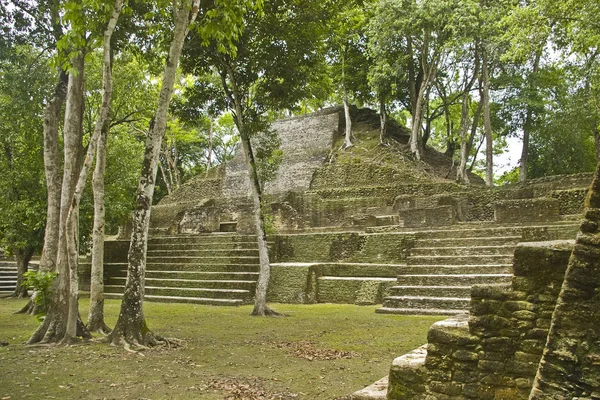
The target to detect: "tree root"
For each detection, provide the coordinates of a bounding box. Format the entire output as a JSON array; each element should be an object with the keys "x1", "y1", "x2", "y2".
[
  {"x1": 251, "y1": 305, "x2": 287, "y2": 317},
  {"x1": 87, "y1": 321, "x2": 112, "y2": 336},
  {"x1": 14, "y1": 299, "x2": 41, "y2": 315},
  {"x1": 107, "y1": 328, "x2": 184, "y2": 353}
]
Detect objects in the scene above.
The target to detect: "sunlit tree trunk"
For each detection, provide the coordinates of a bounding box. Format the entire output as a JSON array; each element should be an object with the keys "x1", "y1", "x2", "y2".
[
  {"x1": 481, "y1": 48, "x2": 493, "y2": 187},
  {"x1": 519, "y1": 51, "x2": 541, "y2": 183},
  {"x1": 86, "y1": 0, "x2": 123, "y2": 334},
  {"x1": 343, "y1": 97, "x2": 352, "y2": 148},
  {"x1": 108, "y1": 0, "x2": 200, "y2": 347},
  {"x1": 29, "y1": 54, "x2": 85, "y2": 345},
  {"x1": 379, "y1": 98, "x2": 387, "y2": 144}
]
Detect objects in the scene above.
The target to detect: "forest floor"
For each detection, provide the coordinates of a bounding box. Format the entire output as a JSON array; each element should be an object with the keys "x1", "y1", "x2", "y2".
[{"x1": 0, "y1": 298, "x2": 442, "y2": 400}]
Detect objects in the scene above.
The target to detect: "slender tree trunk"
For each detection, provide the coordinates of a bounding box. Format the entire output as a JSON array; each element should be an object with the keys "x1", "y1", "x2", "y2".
[
  {"x1": 457, "y1": 95, "x2": 472, "y2": 184},
  {"x1": 518, "y1": 51, "x2": 541, "y2": 183},
  {"x1": 12, "y1": 248, "x2": 33, "y2": 298},
  {"x1": 342, "y1": 97, "x2": 352, "y2": 149},
  {"x1": 17, "y1": 11, "x2": 68, "y2": 315},
  {"x1": 529, "y1": 161, "x2": 600, "y2": 399},
  {"x1": 207, "y1": 120, "x2": 213, "y2": 167},
  {"x1": 221, "y1": 66, "x2": 282, "y2": 317},
  {"x1": 159, "y1": 157, "x2": 173, "y2": 195},
  {"x1": 108, "y1": 0, "x2": 200, "y2": 347},
  {"x1": 39, "y1": 71, "x2": 68, "y2": 276},
  {"x1": 379, "y1": 98, "x2": 387, "y2": 144},
  {"x1": 29, "y1": 53, "x2": 86, "y2": 345},
  {"x1": 481, "y1": 48, "x2": 493, "y2": 187},
  {"x1": 85, "y1": 0, "x2": 123, "y2": 334},
  {"x1": 239, "y1": 126, "x2": 278, "y2": 317},
  {"x1": 410, "y1": 83, "x2": 428, "y2": 160},
  {"x1": 457, "y1": 43, "x2": 480, "y2": 184},
  {"x1": 595, "y1": 125, "x2": 600, "y2": 162}
]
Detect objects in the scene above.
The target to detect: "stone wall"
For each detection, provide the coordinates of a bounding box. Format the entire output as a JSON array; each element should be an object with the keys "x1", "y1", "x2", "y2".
[
  {"x1": 387, "y1": 240, "x2": 573, "y2": 400},
  {"x1": 271, "y1": 232, "x2": 415, "y2": 264}
]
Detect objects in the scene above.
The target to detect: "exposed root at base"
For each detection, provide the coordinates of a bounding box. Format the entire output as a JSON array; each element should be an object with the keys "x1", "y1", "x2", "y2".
[
  {"x1": 107, "y1": 332, "x2": 184, "y2": 353},
  {"x1": 251, "y1": 306, "x2": 288, "y2": 317}
]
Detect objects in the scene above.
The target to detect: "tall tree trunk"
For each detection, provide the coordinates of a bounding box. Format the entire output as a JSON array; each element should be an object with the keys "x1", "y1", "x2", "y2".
[
  {"x1": 17, "y1": 5, "x2": 68, "y2": 316},
  {"x1": 481, "y1": 48, "x2": 493, "y2": 187},
  {"x1": 221, "y1": 66, "x2": 282, "y2": 317},
  {"x1": 28, "y1": 53, "x2": 86, "y2": 345},
  {"x1": 207, "y1": 120, "x2": 213, "y2": 167},
  {"x1": 410, "y1": 83, "x2": 428, "y2": 160},
  {"x1": 108, "y1": 0, "x2": 199, "y2": 347},
  {"x1": 342, "y1": 97, "x2": 352, "y2": 148},
  {"x1": 12, "y1": 248, "x2": 33, "y2": 298},
  {"x1": 595, "y1": 125, "x2": 600, "y2": 162},
  {"x1": 457, "y1": 42, "x2": 480, "y2": 184},
  {"x1": 379, "y1": 98, "x2": 387, "y2": 144},
  {"x1": 85, "y1": 0, "x2": 123, "y2": 334},
  {"x1": 518, "y1": 51, "x2": 541, "y2": 183},
  {"x1": 529, "y1": 161, "x2": 600, "y2": 399},
  {"x1": 39, "y1": 70, "x2": 68, "y2": 275},
  {"x1": 87, "y1": 118, "x2": 110, "y2": 333}
]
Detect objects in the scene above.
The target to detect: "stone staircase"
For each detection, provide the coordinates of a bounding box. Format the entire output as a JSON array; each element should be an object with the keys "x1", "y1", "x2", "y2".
[
  {"x1": 0, "y1": 260, "x2": 17, "y2": 295},
  {"x1": 104, "y1": 234, "x2": 260, "y2": 305},
  {"x1": 376, "y1": 221, "x2": 580, "y2": 315}
]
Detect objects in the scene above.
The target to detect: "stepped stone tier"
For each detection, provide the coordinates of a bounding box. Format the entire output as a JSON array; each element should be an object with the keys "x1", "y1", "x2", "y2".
[
  {"x1": 97, "y1": 106, "x2": 592, "y2": 313},
  {"x1": 0, "y1": 259, "x2": 18, "y2": 295},
  {"x1": 353, "y1": 240, "x2": 579, "y2": 400}
]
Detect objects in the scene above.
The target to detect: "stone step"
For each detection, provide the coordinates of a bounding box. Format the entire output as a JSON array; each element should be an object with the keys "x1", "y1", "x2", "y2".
[
  {"x1": 395, "y1": 273, "x2": 512, "y2": 287},
  {"x1": 318, "y1": 263, "x2": 406, "y2": 278},
  {"x1": 410, "y1": 245, "x2": 515, "y2": 257},
  {"x1": 316, "y1": 276, "x2": 397, "y2": 304},
  {"x1": 146, "y1": 270, "x2": 260, "y2": 280},
  {"x1": 412, "y1": 236, "x2": 521, "y2": 248},
  {"x1": 0, "y1": 285, "x2": 16, "y2": 291},
  {"x1": 400, "y1": 264, "x2": 513, "y2": 275},
  {"x1": 104, "y1": 292, "x2": 244, "y2": 306},
  {"x1": 146, "y1": 256, "x2": 260, "y2": 264},
  {"x1": 0, "y1": 280, "x2": 17, "y2": 285},
  {"x1": 146, "y1": 249, "x2": 258, "y2": 257},
  {"x1": 375, "y1": 215, "x2": 400, "y2": 226},
  {"x1": 381, "y1": 295, "x2": 470, "y2": 310},
  {"x1": 407, "y1": 254, "x2": 513, "y2": 266},
  {"x1": 148, "y1": 235, "x2": 257, "y2": 244},
  {"x1": 105, "y1": 285, "x2": 251, "y2": 300},
  {"x1": 108, "y1": 277, "x2": 256, "y2": 290},
  {"x1": 145, "y1": 263, "x2": 259, "y2": 272},
  {"x1": 408, "y1": 222, "x2": 580, "y2": 240},
  {"x1": 388, "y1": 285, "x2": 472, "y2": 298},
  {"x1": 148, "y1": 242, "x2": 259, "y2": 251},
  {"x1": 376, "y1": 307, "x2": 465, "y2": 316}
]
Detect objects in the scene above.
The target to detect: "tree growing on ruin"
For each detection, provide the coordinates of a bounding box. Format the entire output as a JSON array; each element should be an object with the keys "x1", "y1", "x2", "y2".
[{"x1": 182, "y1": 0, "x2": 331, "y2": 316}]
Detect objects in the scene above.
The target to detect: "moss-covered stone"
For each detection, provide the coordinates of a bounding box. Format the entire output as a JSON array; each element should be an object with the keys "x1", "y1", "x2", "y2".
[{"x1": 267, "y1": 263, "x2": 319, "y2": 304}]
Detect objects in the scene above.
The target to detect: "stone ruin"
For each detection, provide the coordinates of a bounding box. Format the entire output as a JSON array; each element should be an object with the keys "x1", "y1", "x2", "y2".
[{"x1": 73, "y1": 106, "x2": 598, "y2": 399}]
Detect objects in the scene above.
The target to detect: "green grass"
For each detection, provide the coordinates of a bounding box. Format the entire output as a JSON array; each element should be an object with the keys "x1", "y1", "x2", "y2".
[{"x1": 0, "y1": 298, "x2": 442, "y2": 399}]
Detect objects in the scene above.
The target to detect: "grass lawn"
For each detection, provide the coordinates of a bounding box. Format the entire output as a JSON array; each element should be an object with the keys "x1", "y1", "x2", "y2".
[{"x1": 0, "y1": 297, "x2": 442, "y2": 399}]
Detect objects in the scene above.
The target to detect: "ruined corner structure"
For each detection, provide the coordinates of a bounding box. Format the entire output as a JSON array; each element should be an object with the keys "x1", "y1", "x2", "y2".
[
  {"x1": 383, "y1": 239, "x2": 597, "y2": 400},
  {"x1": 145, "y1": 105, "x2": 592, "y2": 236}
]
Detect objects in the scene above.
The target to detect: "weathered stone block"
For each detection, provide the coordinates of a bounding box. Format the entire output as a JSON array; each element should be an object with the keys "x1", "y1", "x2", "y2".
[
  {"x1": 387, "y1": 346, "x2": 428, "y2": 400},
  {"x1": 429, "y1": 380, "x2": 463, "y2": 396},
  {"x1": 402, "y1": 205, "x2": 455, "y2": 228},
  {"x1": 494, "y1": 198, "x2": 560, "y2": 223},
  {"x1": 452, "y1": 350, "x2": 479, "y2": 362},
  {"x1": 267, "y1": 263, "x2": 318, "y2": 303}
]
